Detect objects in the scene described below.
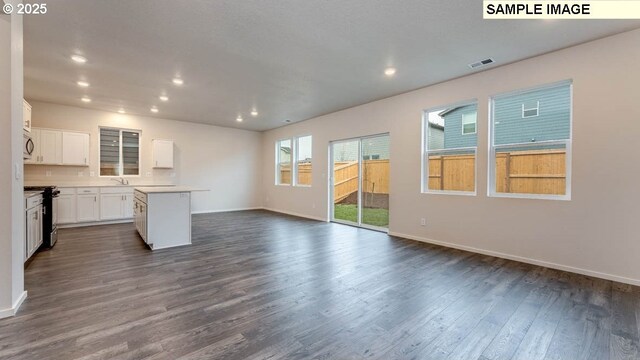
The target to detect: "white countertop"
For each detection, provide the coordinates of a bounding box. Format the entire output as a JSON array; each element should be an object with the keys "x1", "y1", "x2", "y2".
[
  {"x1": 25, "y1": 182, "x2": 175, "y2": 188},
  {"x1": 134, "y1": 186, "x2": 208, "y2": 194},
  {"x1": 24, "y1": 191, "x2": 43, "y2": 198}
]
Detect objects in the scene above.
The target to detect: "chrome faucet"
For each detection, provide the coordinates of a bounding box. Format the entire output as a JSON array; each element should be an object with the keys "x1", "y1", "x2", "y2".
[{"x1": 111, "y1": 177, "x2": 129, "y2": 185}]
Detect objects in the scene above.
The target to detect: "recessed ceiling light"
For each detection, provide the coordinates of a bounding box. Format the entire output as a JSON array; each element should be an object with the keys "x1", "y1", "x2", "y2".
[
  {"x1": 250, "y1": 109, "x2": 258, "y2": 117},
  {"x1": 81, "y1": 96, "x2": 91, "y2": 103},
  {"x1": 71, "y1": 55, "x2": 87, "y2": 64},
  {"x1": 159, "y1": 95, "x2": 169, "y2": 102},
  {"x1": 172, "y1": 78, "x2": 184, "y2": 86},
  {"x1": 236, "y1": 115, "x2": 243, "y2": 122},
  {"x1": 117, "y1": 108, "x2": 125, "y2": 114},
  {"x1": 384, "y1": 67, "x2": 397, "y2": 76},
  {"x1": 77, "y1": 81, "x2": 90, "y2": 87},
  {"x1": 150, "y1": 107, "x2": 159, "y2": 113}
]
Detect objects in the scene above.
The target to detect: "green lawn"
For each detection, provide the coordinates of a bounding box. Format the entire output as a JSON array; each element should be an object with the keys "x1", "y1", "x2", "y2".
[{"x1": 333, "y1": 204, "x2": 389, "y2": 227}]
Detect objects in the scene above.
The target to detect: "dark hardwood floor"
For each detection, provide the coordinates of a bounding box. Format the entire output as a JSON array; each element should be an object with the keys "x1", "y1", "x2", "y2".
[{"x1": 0, "y1": 210, "x2": 638, "y2": 360}]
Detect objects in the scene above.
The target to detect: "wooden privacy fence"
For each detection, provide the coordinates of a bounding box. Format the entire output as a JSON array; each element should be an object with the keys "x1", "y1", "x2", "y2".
[
  {"x1": 428, "y1": 149, "x2": 566, "y2": 195},
  {"x1": 333, "y1": 160, "x2": 390, "y2": 202},
  {"x1": 495, "y1": 149, "x2": 566, "y2": 195},
  {"x1": 281, "y1": 148, "x2": 565, "y2": 201},
  {"x1": 279, "y1": 162, "x2": 312, "y2": 186}
]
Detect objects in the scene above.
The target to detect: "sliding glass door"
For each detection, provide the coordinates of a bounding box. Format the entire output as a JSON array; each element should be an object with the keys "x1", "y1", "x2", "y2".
[{"x1": 330, "y1": 134, "x2": 389, "y2": 231}]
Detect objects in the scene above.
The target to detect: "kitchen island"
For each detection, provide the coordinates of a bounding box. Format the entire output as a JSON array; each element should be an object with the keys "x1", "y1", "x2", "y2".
[{"x1": 133, "y1": 186, "x2": 207, "y2": 250}]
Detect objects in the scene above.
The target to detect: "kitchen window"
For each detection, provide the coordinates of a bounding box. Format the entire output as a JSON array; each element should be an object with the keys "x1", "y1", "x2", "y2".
[
  {"x1": 99, "y1": 127, "x2": 141, "y2": 177},
  {"x1": 422, "y1": 101, "x2": 478, "y2": 195},
  {"x1": 489, "y1": 81, "x2": 572, "y2": 200}
]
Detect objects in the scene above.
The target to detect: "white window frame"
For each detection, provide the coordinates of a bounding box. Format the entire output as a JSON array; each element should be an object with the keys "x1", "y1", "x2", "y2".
[
  {"x1": 275, "y1": 138, "x2": 293, "y2": 186},
  {"x1": 98, "y1": 127, "x2": 141, "y2": 178},
  {"x1": 421, "y1": 100, "x2": 478, "y2": 196},
  {"x1": 461, "y1": 110, "x2": 477, "y2": 135},
  {"x1": 488, "y1": 81, "x2": 572, "y2": 201},
  {"x1": 522, "y1": 101, "x2": 540, "y2": 118},
  {"x1": 275, "y1": 135, "x2": 313, "y2": 187},
  {"x1": 294, "y1": 135, "x2": 312, "y2": 187}
]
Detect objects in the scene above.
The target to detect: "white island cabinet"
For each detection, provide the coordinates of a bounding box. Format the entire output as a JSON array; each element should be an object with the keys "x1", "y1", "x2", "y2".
[{"x1": 133, "y1": 187, "x2": 205, "y2": 250}]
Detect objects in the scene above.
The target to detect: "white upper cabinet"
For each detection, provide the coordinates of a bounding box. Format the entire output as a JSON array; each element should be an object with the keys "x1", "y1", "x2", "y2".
[
  {"x1": 39, "y1": 129, "x2": 63, "y2": 165},
  {"x1": 25, "y1": 128, "x2": 90, "y2": 166},
  {"x1": 62, "y1": 132, "x2": 90, "y2": 166},
  {"x1": 24, "y1": 129, "x2": 62, "y2": 165},
  {"x1": 23, "y1": 100, "x2": 32, "y2": 132},
  {"x1": 152, "y1": 139, "x2": 174, "y2": 169}
]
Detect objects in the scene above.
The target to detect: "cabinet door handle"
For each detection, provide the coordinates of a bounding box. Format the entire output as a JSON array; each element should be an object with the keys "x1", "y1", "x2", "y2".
[{"x1": 94, "y1": 196, "x2": 96, "y2": 202}]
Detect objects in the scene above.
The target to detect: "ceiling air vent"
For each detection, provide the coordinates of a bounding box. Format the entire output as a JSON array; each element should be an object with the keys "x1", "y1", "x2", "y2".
[{"x1": 468, "y1": 58, "x2": 495, "y2": 69}]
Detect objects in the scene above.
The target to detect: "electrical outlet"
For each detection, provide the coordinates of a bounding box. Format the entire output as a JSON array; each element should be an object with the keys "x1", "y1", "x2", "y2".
[
  {"x1": 170, "y1": 172, "x2": 176, "y2": 178},
  {"x1": 45, "y1": 171, "x2": 52, "y2": 177},
  {"x1": 90, "y1": 171, "x2": 95, "y2": 177},
  {"x1": 78, "y1": 171, "x2": 84, "y2": 177},
  {"x1": 146, "y1": 172, "x2": 152, "y2": 177},
  {"x1": 420, "y1": 218, "x2": 426, "y2": 226}
]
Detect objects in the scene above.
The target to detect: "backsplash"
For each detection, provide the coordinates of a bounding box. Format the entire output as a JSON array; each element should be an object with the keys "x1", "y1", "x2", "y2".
[{"x1": 24, "y1": 164, "x2": 178, "y2": 186}]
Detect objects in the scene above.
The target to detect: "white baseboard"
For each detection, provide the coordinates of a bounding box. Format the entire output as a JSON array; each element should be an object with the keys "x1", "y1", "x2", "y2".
[
  {"x1": 0, "y1": 291, "x2": 27, "y2": 319},
  {"x1": 191, "y1": 207, "x2": 263, "y2": 215},
  {"x1": 262, "y1": 207, "x2": 328, "y2": 222},
  {"x1": 388, "y1": 231, "x2": 640, "y2": 287}
]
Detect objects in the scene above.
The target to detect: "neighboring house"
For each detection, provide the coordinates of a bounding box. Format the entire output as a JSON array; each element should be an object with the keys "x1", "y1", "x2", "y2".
[
  {"x1": 427, "y1": 122, "x2": 444, "y2": 150},
  {"x1": 333, "y1": 137, "x2": 390, "y2": 161},
  {"x1": 438, "y1": 104, "x2": 478, "y2": 149},
  {"x1": 436, "y1": 84, "x2": 570, "y2": 150},
  {"x1": 492, "y1": 84, "x2": 570, "y2": 145}
]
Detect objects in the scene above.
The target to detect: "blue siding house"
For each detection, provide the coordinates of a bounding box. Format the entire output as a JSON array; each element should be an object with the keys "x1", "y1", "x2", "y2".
[
  {"x1": 439, "y1": 104, "x2": 478, "y2": 149},
  {"x1": 492, "y1": 84, "x2": 571, "y2": 145},
  {"x1": 437, "y1": 83, "x2": 571, "y2": 150}
]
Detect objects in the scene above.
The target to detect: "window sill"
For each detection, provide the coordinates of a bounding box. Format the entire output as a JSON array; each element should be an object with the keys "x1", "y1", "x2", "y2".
[
  {"x1": 488, "y1": 192, "x2": 571, "y2": 201},
  {"x1": 422, "y1": 190, "x2": 476, "y2": 197}
]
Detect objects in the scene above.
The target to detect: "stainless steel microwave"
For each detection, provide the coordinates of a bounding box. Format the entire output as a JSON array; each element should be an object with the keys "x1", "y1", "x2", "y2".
[{"x1": 23, "y1": 131, "x2": 34, "y2": 160}]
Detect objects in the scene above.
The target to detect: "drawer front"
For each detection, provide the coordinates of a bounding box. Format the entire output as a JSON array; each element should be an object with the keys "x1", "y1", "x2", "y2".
[
  {"x1": 76, "y1": 187, "x2": 99, "y2": 195},
  {"x1": 100, "y1": 186, "x2": 133, "y2": 194},
  {"x1": 26, "y1": 196, "x2": 43, "y2": 209},
  {"x1": 58, "y1": 187, "x2": 76, "y2": 195}
]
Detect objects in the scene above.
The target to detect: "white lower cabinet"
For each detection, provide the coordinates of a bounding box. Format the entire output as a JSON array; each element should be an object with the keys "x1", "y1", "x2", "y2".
[
  {"x1": 100, "y1": 189, "x2": 134, "y2": 221},
  {"x1": 25, "y1": 195, "x2": 43, "y2": 261},
  {"x1": 76, "y1": 194, "x2": 99, "y2": 223},
  {"x1": 57, "y1": 186, "x2": 135, "y2": 226},
  {"x1": 134, "y1": 197, "x2": 148, "y2": 243},
  {"x1": 58, "y1": 188, "x2": 77, "y2": 224}
]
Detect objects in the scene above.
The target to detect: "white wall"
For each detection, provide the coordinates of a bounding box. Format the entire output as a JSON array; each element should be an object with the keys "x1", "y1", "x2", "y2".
[
  {"x1": 262, "y1": 29, "x2": 640, "y2": 285},
  {"x1": 26, "y1": 102, "x2": 263, "y2": 213},
  {"x1": 0, "y1": 2, "x2": 26, "y2": 319}
]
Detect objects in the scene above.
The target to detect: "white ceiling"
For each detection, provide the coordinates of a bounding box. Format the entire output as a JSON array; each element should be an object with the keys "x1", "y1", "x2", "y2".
[{"x1": 23, "y1": 1, "x2": 640, "y2": 131}]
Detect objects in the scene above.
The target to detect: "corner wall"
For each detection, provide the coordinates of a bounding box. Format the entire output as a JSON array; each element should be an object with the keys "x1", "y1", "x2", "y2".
[
  {"x1": 0, "y1": 1, "x2": 26, "y2": 319},
  {"x1": 261, "y1": 29, "x2": 640, "y2": 285}
]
